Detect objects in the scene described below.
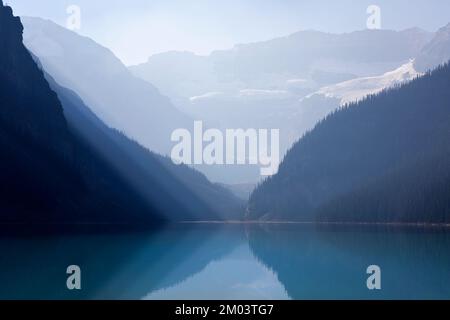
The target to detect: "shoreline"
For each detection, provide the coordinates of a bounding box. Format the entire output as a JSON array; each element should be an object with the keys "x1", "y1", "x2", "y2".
[
  {"x1": 1, "y1": 221, "x2": 449, "y2": 230},
  {"x1": 180, "y1": 220, "x2": 450, "y2": 228}
]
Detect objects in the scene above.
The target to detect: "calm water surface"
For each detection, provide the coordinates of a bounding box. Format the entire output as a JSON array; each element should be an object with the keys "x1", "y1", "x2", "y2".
[{"x1": 0, "y1": 224, "x2": 449, "y2": 299}]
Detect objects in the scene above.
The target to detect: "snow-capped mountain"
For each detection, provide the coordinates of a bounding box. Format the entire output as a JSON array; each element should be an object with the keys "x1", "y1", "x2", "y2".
[
  {"x1": 130, "y1": 28, "x2": 432, "y2": 107},
  {"x1": 128, "y1": 28, "x2": 433, "y2": 184},
  {"x1": 304, "y1": 60, "x2": 422, "y2": 106}
]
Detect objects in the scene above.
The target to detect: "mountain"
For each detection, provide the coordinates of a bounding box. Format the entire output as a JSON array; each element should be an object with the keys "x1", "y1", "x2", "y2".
[
  {"x1": 0, "y1": 2, "x2": 242, "y2": 223},
  {"x1": 0, "y1": 2, "x2": 164, "y2": 224},
  {"x1": 415, "y1": 23, "x2": 450, "y2": 72},
  {"x1": 131, "y1": 28, "x2": 432, "y2": 101},
  {"x1": 247, "y1": 62, "x2": 450, "y2": 223},
  {"x1": 207, "y1": 28, "x2": 431, "y2": 82},
  {"x1": 47, "y1": 75, "x2": 244, "y2": 221},
  {"x1": 220, "y1": 183, "x2": 256, "y2": 201},
  {"x1": 304, "y1": 60, "x2": 421, "y2": 106},
  {"x1": 129, "y1": 28, "x2": 433, "y2": 184},
  {"x1": 21, "y1": 17, "x2": 191, "y2": 155},
  {"x1": 292, "y1": 61, "x2": 422, "y2": 135}
]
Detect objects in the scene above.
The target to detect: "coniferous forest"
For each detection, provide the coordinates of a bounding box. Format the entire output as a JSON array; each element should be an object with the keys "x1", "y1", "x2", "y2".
[{"x1": 248, "y1": 64, "x2": 450, "y2": 223}]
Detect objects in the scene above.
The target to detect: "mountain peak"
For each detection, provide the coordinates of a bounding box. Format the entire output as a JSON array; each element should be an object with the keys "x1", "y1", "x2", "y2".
[
  {"x1": 414, "y1": 22, "x2": 450, "y2": 72},
  {"x1": 437, "y1": 22, "x2": 450, "y2": 35},
  {"x1": 401, "y1": 27, "x2": 428, "y2": 33},
  {"x1": 0, "y1": 0, "x2": 23, "y2": 42},
  {"x1": 1, "y1": 1, "x2": 14, "y2": 18}
]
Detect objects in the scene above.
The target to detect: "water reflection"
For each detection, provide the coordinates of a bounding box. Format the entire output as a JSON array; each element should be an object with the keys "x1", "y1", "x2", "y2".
[
  {"x1": 144, "y1": 244, "x2": 289, "y2": 300},
  {"x1": 0, "y1": 225, "x2": 242, "y2": 299},
  {"x1": 0, "y1": 224, "x2": 449, "y2": 299},
  {"x1": 247, "y1": 225, "x2": 450, "y2": 299}
]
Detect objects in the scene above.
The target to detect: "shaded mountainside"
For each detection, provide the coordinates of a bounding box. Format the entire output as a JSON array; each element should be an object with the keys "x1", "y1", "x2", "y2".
[
  {"x1": 0, "y1": 2, "x2": 242, "y2": 223},
  {"x1": 22, "y1": 16, "x2": 192, "y2": 155},
  {"x1": 247, "y1": 63, "x2": 450, "y2": 223},
  {"x1": 47, "y1": 74, "x2": 244, "y2": 221},
  {"x1": 0, "y1": 2, "x2": 163, "y2": 224}
]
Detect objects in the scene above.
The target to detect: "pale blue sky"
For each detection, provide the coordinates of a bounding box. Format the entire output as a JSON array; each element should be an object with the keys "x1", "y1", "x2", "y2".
[{"x1": 6, "y1": 0, "x2": 450, "y2": 65}]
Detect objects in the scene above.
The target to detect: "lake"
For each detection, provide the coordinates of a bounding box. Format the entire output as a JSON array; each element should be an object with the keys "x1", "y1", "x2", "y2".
[{"x1": 0, "y1": 224, "x2": 449, "y2": 300}]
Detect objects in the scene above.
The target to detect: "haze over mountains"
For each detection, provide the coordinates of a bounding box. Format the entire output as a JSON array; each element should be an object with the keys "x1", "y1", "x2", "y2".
[
  {"x1": 0, "y1": 2, "x2": 160, "y2": 223},
  {"x1": 2, "y1": 0, "x2": 450, "y2": 225},
  {"x1": 48, "y1": 75, "x2": 243, "y2": 222},
  {"x1": 22, "y1": 17, "x2": 191, "y2": 156},
  {"x1": 131, "y1": 28, "x2": 433, "y2": 100},
  {"x1": 0, "y1": 1, "x2": 242, "y2": 223},
  {"x1": 19, "y1": 14, "x2": 450, "y2": 185},
  {"x1": 415, "y1": 23, "x2": 450, "y2": 72},
  {"x1": 130, "y1": 27, "x2": 442, "y2": 183},
  {"x1": 21, "y1": 17, "x2": 265, "y2": 184}
]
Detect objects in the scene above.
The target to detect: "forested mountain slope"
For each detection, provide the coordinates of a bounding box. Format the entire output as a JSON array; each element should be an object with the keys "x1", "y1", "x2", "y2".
[{"x1": 248, "y1": 63, "x2": 450, "y2": 223}]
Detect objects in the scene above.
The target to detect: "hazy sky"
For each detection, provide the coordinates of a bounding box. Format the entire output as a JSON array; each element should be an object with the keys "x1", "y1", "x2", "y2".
[{"x1": 6, "y1": 0, "x2": 450, "y2": 65}]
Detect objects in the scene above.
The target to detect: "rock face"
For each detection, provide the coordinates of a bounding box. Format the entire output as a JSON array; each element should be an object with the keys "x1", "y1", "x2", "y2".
[
  {"x1": 0, "y1": 2, "x2": 68, "y2": 144},
  {"x1": 0, "y1": 3, "x2": 22, "y2": 45}
]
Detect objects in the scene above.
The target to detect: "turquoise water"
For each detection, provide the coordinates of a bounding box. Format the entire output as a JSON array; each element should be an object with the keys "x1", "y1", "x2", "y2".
[{"x1": 0, "y1": 224, "x2": 449, "y2": 300}]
